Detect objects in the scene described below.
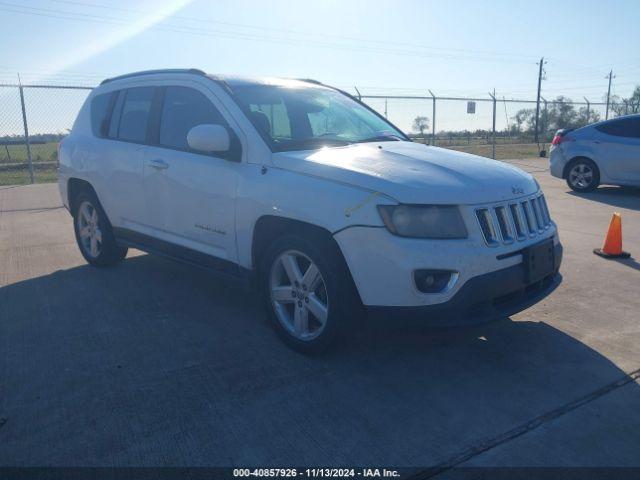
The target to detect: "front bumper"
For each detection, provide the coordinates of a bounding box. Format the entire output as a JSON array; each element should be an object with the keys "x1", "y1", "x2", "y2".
[
  {"x1": 367, "y1": 243, "x2": 562, "y2": 325},
  {"x1": 334, "y1": 221, "x2": 561, "y2": 307}
]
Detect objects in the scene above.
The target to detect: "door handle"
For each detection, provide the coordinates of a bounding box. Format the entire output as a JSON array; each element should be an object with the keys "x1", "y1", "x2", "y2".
[{"x1": 148, "y1": 159, "x2": 169, "y2": 170}]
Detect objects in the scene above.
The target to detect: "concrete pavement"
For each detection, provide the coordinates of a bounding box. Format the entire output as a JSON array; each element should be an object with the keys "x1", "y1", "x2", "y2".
[{"x1": 0, "y1": 161, "x2": 639, "y2": 471}]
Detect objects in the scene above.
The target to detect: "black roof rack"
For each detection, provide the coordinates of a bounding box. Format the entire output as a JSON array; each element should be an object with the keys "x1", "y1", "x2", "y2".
[{"x1": 100, "y1": 68, "x2": 207, "y2": 85}]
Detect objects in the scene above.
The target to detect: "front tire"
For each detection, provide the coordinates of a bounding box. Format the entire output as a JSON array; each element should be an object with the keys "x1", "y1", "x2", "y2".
[
  {"x1": 73, "y1": 190, "x2": 128, "y2": 267},
  {"x1": 260, "y1": 234, "x2": 359, "y2": 354},
  {"x1": 566, "y1": 158, "x2": 600, "y2": 192}
]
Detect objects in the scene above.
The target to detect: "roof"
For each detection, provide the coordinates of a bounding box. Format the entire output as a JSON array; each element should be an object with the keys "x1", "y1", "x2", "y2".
[
  {"x1": 210, "y1": 75, "x2": 325, "y2": 88},
  {"x1": 100, "y1": 68, "x2": 207, "y2": 85},
  {"x1": 100, "y1": 69, "x2": 324, "y2": 88}
]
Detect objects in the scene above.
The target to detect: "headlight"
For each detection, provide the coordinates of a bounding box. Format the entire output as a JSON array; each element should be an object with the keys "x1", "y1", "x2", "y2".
[{"x1": 377, "y1": 204, "x2": 468, "y2": 239}]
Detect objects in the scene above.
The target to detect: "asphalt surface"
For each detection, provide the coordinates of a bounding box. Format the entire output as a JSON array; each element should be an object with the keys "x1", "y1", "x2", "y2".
[{"x1": 1, "y1": 160, "x2": 639, "y2": 472}]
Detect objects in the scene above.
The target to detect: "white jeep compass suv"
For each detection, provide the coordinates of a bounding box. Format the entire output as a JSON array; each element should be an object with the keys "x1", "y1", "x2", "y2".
[{"x1": 58, "y1": 69, "x2": 562, "y2": 353}]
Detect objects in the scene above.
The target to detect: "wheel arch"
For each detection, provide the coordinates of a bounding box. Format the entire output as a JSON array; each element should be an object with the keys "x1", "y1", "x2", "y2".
[
  {"x1": 251, "y1": 215, "x2": 338, "y2": 272},
  {"x1": 67, "y1": 178, "x2": 96, "y2": 214},
  {"x1": 252, "y1": 214, "x2": 364, "y2": 331},
  {"x1": 250, "y1": 215, "x2": 362, "y2": 299}
]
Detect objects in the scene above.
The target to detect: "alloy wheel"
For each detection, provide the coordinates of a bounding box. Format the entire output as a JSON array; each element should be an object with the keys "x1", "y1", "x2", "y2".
[
  {"x1": 77, "y1": 200, "x2": 102, "y2": 258},
  {"x1": 269, "y1": 250, "x2": 329, "y2": 341},
  {"x1": 569, "y1": 163, "x2": 593, "y2": 189}
]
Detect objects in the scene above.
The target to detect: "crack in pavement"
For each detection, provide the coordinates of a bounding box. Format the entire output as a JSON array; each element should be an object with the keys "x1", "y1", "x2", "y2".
[
  {"x1": 0, "y1": 206, "x2": 63, "y2": 214},
  {"x1": 409, "y1": 368, "x2": 640, "y2": 479}
]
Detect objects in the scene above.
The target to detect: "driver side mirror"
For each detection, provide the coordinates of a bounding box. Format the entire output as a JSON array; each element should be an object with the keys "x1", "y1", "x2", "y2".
[{"x1": 187, "y1": 124, "x2": 230, "y2": 153}]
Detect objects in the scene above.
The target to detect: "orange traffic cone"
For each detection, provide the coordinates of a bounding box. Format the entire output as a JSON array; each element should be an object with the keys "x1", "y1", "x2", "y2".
[{"x1": 594, "y1": 212, "x2": 630, "y2": 259}]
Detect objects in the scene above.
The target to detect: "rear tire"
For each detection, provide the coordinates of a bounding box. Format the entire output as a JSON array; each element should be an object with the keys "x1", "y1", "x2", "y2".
[
  {"x1": 566, "y1": 158, "x2": 600, "y2": 192},
  {"x1": 72, "y1": 190, "x2": 128, "y2": 267},
  {"x1": 260, "y1": 233, "x2": 360, "y2": 354}
]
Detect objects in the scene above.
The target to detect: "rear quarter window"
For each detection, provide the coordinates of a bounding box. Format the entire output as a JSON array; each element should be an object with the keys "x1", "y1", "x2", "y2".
[
  {"x1": 90, "y1": 92, "x2": 114, "y2": 137},
  {"x1": 595, "y1": 117, "x2": 640, "y2": 138}
]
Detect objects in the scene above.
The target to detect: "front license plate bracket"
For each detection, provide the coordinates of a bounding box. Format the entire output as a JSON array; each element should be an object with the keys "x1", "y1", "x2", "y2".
[{"x1": 523, "y1": 239, "x2": 554, "y2": 283}]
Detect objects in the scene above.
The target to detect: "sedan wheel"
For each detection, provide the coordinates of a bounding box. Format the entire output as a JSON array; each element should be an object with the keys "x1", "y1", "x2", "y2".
[
  {"x1": 568, "y1": 163, "x2": 594, "y2": 190},
  {"x1": 269, "y1": 250, "x2": 329, "y2": 341}
]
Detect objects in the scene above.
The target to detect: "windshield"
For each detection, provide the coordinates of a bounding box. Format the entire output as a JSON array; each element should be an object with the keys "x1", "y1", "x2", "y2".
[{"x1": 228, "y1": 83, "x2": 407, "y2": 152}]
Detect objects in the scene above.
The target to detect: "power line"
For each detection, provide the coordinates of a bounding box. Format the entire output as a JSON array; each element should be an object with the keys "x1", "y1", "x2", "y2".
[
  {"x1": 0, "y1": 2, "x2": 537, "y2": 65},
  {"x1": 49, "y1": 0, "x2": 541, "y2": 61},
  {"x1": 1, "y1": 2, "x2": 637, "y2": 94},
  {"x1": 54, "y1": 0, "x2": 640, "y2": 78}
]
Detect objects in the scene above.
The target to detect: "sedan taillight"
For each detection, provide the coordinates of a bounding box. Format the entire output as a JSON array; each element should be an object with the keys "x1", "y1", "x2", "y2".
[{"x1": 551, "y1": 134, "x2": 572, "y2": 146}]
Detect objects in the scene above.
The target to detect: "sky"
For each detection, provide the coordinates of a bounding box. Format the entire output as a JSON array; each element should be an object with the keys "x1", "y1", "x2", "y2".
[{"x1": 1, "y1": 0, "x2": 639, "y2": 134}]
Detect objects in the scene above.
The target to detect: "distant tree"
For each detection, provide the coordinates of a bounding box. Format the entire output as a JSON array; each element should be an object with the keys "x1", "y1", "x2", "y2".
[
  {"x1": 513, "y1": 108, "x2": 536, "y2": 134},
  {"x1": 628, "y1": 86, "x2": 640, "y2": 113},
  {"x1": 608, "y1": 86, "x2": 640, "y2": 117},
  {"x1": 0, "y1": 132, "x2": 66, "y2": 143},
  {"x1": 412, "y1": 116, "x2": 430, "y2": 141},
  {"x1": 511, "y1": 95, "x2": 602, "y2": 140},
  {"x1": 547, "y1": 96, "x2": 578, "y2": 130},
  {"x1": 577, "y1": 106, "x2": 600, "y2": 125}
]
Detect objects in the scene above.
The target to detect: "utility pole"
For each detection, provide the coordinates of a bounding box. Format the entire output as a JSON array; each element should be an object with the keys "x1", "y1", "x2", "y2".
[
  {"x1": 18, "y1": 74, "x2": 34, "y2": 184},
  {"x1": 503, "y1": 96, "x2": 510, "y2": 135},
  {"x1": 605, "y1": 70, "x2": 614, "y2": 120},
  {"x1": 583, "y1": 97, "x2": 590, "y2": 124},
  {"x1": 489, "y1": 89, "x2": 496, "y2": 160},
  {"x1": 534, "y1": 57, "x2": 545, "y2": 145},
  {"x1": 429, "y1": 90, "x2": 436, "y2": 146},
  {"x1": 384, "y1": 98, "x2": 388, "y2": 118}
]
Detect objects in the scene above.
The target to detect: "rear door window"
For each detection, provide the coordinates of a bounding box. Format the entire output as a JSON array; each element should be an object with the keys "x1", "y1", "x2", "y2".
[{"x1": 114, "y1": 87, "x2": 155, "y2": 143}]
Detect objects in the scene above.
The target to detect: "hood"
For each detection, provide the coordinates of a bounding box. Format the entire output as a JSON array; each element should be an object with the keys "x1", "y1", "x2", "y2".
[{"x1": 271, "y1": 142, "x2": 538, "y2": 205}]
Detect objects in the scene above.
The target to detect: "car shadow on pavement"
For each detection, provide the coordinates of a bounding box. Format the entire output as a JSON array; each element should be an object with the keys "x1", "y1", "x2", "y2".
[
  {"x1": 567, "y1": 186, "x2": 640, "y2": 211},
  {"x1": 1, "y1": 253, "x2": 639, "y2": 468}
]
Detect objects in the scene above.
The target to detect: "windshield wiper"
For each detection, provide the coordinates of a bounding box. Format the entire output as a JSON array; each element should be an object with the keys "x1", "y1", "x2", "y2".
[
  {"x1": 274, "y1": 137, "x2": 352, "y2": 152},
  {"x1": 354, "y1": 134, "x2": 404, "y2": 144}
]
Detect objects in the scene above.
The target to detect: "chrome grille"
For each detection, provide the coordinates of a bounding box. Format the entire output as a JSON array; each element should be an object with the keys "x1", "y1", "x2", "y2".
[
  {"x1": 522, "y1": 200, "x2": 537, "y2": 234},
  {"x1": 495, "y1": 206, "x2": 514, "y2": 243},
  {"x1": 531, "y1": 197, "x2": 544, "y2": 232},
  {"x1": 539, "y1": 195, "x2": 551, "y2": 224},
  {"x1": 509, "y1": 203, "x2": 526, "y2": 239},
  {"x1": 476, "y1": 209, "x2": 498, "y2": 245},
  {"x1": 476, "y1": 194, "x2": 552, "y2": 246}
]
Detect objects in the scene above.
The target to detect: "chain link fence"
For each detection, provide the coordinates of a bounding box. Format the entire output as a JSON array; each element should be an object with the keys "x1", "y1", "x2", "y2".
[
  {"x1": 0, "y1": 81, "x2": 633, "y2": 186},
  {"x1": 356, "y1": 92, "x2": 622, "y2": 160},
  {"x1": 0, "y1": 84, "x2": 92, "y2": 185}
]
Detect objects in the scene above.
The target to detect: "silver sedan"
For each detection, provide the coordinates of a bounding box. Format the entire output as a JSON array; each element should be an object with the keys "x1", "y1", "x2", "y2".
[{"x1": 549, "y1": 114, "x2": 640, "y2": 192}]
